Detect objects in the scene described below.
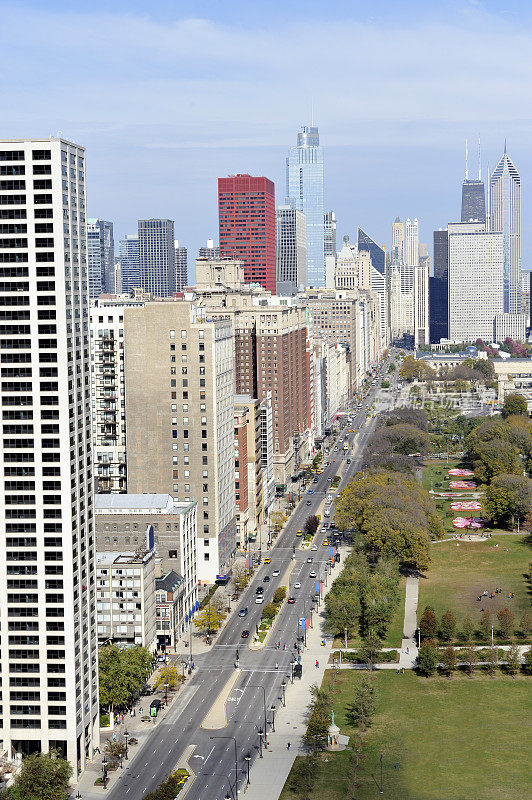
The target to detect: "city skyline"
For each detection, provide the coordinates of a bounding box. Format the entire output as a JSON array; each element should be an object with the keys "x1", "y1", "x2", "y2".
[{"x1": 2, "y1": 2, "x2": 532, "y2": 271}]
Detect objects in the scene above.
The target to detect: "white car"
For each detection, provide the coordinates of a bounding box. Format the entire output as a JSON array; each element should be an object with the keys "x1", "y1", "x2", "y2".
[
  {"x1": 294, "y1": 581, "x2": 301, "y2": 589},
  {"x1": 311, "y1": 545, "x2": 318, "y2": 551},
  {"x1": 255, "y1": 596, "x2": 264, "y2": 604},
  {"x1": 272, "y1": 569, "x2": 280, "y2": 577}
]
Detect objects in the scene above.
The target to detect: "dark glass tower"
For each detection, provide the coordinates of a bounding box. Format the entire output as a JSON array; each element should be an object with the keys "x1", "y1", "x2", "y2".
[
  {"x1": 461, "y1": 179, "x2": 486, "y2": 223},
  {"x1": 430, "y1": 228, "x2": 449, "y2": 342},
  {"x1": 357, "y1": 228, "x2": 385, "y2": 274}
]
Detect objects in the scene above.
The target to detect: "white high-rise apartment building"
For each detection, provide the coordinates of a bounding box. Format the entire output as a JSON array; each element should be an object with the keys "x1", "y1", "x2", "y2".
[
  {"x1": 449, "y1": 226, "x2": 504, "y2": 342},
  {"x1": 489, "y1": 149, "x2": 521, "y2": 314},
  {"x1": 0, "y1": 139, "x2": 99, "y2": 770},
  {"x1": 414, "y1": 262, "x2": 429, "y2": 347}
]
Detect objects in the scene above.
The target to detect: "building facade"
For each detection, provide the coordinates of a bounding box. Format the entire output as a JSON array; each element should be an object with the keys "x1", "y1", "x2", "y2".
[
  {"x1": 218, "y1": 174, "x2": 276, "y2": 293},
  {"x1": 123, "y1": 301, "x2": 235, "y2": 583},
  {"x1": 174, "y1": 241, "x2": 188, "y2": 291},
  {"x1": 286, "y1": 126, "x2": 325, "y2": 287},
  {"x1": 0, "y1": 138, "x2": 99, "y2": 770},
  {"x1": 118, "y1": 235, "x2": 140, "y2": 295},
  {"x1": 490, "y1": 150, "x2": 521, "y2": 314},
  {"x1": 275, "y1": 205, "x2": 306, "y2": 294},
  {"x1": 87, "y1": 219, "x2": 114, "y2": 298},
  {"x1": 138, "y1": 219, "x2": 176, "y2": 298}
]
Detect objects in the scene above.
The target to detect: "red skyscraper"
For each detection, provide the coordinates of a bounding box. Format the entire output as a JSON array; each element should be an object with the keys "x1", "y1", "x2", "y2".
[{"x1": 218, "y1": 174, "x2": 277, "y2": 293}]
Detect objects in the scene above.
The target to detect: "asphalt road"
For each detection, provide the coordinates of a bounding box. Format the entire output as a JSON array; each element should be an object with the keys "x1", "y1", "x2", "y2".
[{"x1": 108, "y1": 364, "x2": 396, "y2": 800}]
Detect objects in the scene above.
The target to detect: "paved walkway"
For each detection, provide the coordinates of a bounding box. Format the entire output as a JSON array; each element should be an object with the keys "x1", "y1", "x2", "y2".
[{"x1": 398, "y1": 573, "x2": 419, "y2": 669}]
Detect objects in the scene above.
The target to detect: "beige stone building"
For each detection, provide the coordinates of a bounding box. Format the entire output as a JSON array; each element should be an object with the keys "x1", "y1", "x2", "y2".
[{"x1": 123, "y1": 301, "x2": 235, "y2": 583}]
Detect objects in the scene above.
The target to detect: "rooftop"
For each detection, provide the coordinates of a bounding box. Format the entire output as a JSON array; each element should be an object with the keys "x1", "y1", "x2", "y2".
[{"x1": 95, "y1": 493, "x2": 196, "y2": 515}]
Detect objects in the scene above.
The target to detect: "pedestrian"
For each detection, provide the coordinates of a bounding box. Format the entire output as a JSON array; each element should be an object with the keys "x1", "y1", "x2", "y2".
[
  {"x1": 139, "y1": 707, "x2": 142, "y2": 716},
  {"x1": 275, "y1": 663, "x2": 278, "y2": 670},
  {"x1": 406, "y1": 647, "x2": 409, "y2": 654},
  {"x1": 287, "y1": 742, "x2": 291, "y2": 751}
]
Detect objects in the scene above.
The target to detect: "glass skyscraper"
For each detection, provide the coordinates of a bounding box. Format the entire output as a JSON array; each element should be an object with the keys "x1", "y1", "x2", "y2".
[
  {"x1": 286, "y1": 126, "x2": 324, "y2": 287},
  {"x1": 490, "y1": 149, "x2": 521, "y2": 313},
  {"x1": 119, "y1": 234, "x2": 141, "y2": 294}
]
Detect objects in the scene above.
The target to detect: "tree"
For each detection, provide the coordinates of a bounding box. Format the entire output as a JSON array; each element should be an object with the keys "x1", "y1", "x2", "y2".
[
  {"x1": 154, "y1": 664, "x2": 181, "y2": 691},
  {"x1": 231, "y1": 563, "x2": 249, "y2": 592},
  {"x1": 472, "y1": 441, "x2": 521, "y2": 484},
  {"x1": 505, "y1": 644, "x2": 521, "y2": 677},
  {"x1": 261, "y1": 603, "x2": 278, "y2": 621},
  {"x1": 519, "y1": 610, "x2": 532, "y2": 639},
  {"x1": 486, "y1": 646, "x2": 498, "y2": 677},
  {"x1": 420, "y1": 607, "x2": 438, "y2": 641},
  {"x1": 273, "y1": 586, "x2": 287, "y2": 604},
  {"x1": 502, "y1": 393, "x2": 528, "y2": 419},
  {"x1": 523, "y1": 647, "x2": 532, "y2": 674},
  {"x1": 485, "y1": 474, "x2": 532, "y2": 526},
  {"x1": 269, "y1": 511, "x2": 286, "y2": 533},
  {"x1": 464, "y1": 645, "x2": 477, "y2": 676},
  {"x1": 303, "y1": 684, "x2": 331, "y2": 755},
  {"x1": 441, "y1": 646, "x2": 457, "y2": 677},
  {"x1": 479, "y1": 609, "x2": 492, "y2": 641},
  {"x1": 98, "y1": 644, "x2": 153, "y2": 714},
  {"x1": 497, "y1": 607, "x2": 514, "y2": 639},
  {"x1": 303, "y1": 515, "x2": 320, "y2": 536},
  {"x1": 3, "y1": 751, "x2": 72, "y2": 800},
  {"x1": 439, "y1": 610, "x2": 456, "y2": 642},
  {"x1": 461, "y1": 616, "x2": 475, "y2": 642},
  {"x1": 104, "y1": 739, "x2": 127, "y2": 762},
  {"x1": 358, "y1": 630, "x2": 382, "y2": 676},
  {"x1": 417, "y1": 641, "x2": 438, "y2": 676},
  {"x1": 288, "y1": 753, "x2": 319, "y2": 798},
  {"x1": 345, "y1": 674, "x2": 376, "y2": 730},
  {"x1": 193, "y1": 604, "x2": 225, "y2": 634}
]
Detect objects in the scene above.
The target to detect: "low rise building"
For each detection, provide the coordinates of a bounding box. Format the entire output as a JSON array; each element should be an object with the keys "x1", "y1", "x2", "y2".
[
  {"x1": 155, "y1": 571, "x2": 186, "y2": 652},
  {"x1": 94, "y1": 494, "x2": 198, "y2": 625},
  {"x1": 95, "y1": 549, "x2": 157, "y2": 651}
]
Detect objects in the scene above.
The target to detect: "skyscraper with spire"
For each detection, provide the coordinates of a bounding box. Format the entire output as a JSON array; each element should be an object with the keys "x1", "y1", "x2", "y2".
[
  {"x1": 489, "y1": 145, "x2": 521, "y2": 313},
  {"x1": 286, "y1": 125, "x2": 324, "y2": 287},
  {"x1": 461, "y1": 139, "x2": 486, "y2": 223}
]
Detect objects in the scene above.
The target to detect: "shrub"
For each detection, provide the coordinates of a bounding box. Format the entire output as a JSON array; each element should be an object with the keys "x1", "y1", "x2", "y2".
[
  {"x1": 273, "y1": 586, "x2": 287, "y2": 605},
  {"x1": 261, "y1": 603, "x2": 278, "y2": 621},
  {"x1": 417, "y1": 641, "x2": 438, "y2": 676},
  {"x1": 439, "y1": 610, "x2": 456, "y2": 641},
  {"x1": 142, "y1": 770, "x2": 189, "y2": 800}
]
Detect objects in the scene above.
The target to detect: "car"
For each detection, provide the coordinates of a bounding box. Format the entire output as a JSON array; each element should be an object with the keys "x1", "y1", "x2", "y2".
[
  {"x1": 333, "y1": 446, "x2": 338, "y2": 452},
  {"x1": 256, "y1": 586, "x2": 264, "y2": 594},
  {"x1": 348, "y1": 429, "x2": 356, "y2": 433},
  {"x1": 241, "y1": 630, "x2": 250, "y2": 638},
  {"x1": 322, "y1": 540, "x2": 329, "y2": 546},
  {"x1": 263, "y1": 575, "x2": 270, "y2": 582},
  {"x1": 238, "y1": 607, "x2": 248, "y2": 617},
  {"x1": 323, "y1": 461, "x2": 329, "y2": 467},
  {"x1": 324, "y1": 510, "x2": 330, "y2": 517},
  {"x1": 272, "y1": 569, "x2": 280, "y2": 577},
  {"x1": 296, "y1": 530, "x2": 303, "y2": 537},
  {"x1": 312, "y1": 595, "x2": 319, "y2": 603},
  {"x1": 311, "y1": 544, "x2": 318, "y2": 551},
  {"x1": 346, "y1": 458, "x2": 351, "y2": 464},
  {"x1": 313, "y1": 477, "x2": 319, "y2": 483},
  {"x1": 307, "y1": 489, "x2": 314, "y2": 494},
  {"x1": 255, "y1": 596, "x2": 264, "y2": 604},
  {"x1": 309, "y1": 570, "x2": 317, "y2": 578},
  {"x1": 264, "y1": 557, "x2": 271, "y2": 563},
  {"x1": 306, "y1": 500, "x2": 312, "y2": 505},
  {"x1": 156, "y1": 655, "x2": 167, "y2": 663},
  {"x1": 307, "y1": 557, "x2": 313, "y2": 563},
  {"x1": 322, "y1": 521, "x2": 329, "y2": 528},
  {"x1": 287, "y1": 597, "x2": 296, "y2": 604},
  {"x1": 294, "y1": 581, "x2": 301, "y2": 589}
]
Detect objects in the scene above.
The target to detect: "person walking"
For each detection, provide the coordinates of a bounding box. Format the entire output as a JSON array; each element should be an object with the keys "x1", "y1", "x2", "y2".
[{"x1": 287, "y1": 742, "x2": 291, "y2": 751}]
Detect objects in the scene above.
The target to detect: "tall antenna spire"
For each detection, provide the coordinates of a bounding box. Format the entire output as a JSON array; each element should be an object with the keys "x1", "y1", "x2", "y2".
[
  {"x1": 465, "y1": 139, "x2": 469, "y2": 180},
  {"x1": 478, "y1": 135, "x2": 481, "y2": 180},
  {"x1": 504, "y1": 138, "x2": 507, "y2": 154}
]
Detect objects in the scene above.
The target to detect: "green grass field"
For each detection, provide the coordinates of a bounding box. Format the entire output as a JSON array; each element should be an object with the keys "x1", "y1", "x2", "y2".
[
  {"x1": 419, "y1": 535, "x2": 531, "y2": 637},
  {"x1": 280, "y1": 670, "x2": 532, "y2": 800}
]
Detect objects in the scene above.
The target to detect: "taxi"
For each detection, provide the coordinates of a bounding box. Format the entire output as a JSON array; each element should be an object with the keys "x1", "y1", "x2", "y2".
[
  {"x1": 322, "y1": 539, "x2": 329, "y2": 546},
  {"x1": 296, "y1": 530, "x2": 303, "y2": 537},
  {"x1": 264, "y1": 557, "x2": 271, "y2": 564}
]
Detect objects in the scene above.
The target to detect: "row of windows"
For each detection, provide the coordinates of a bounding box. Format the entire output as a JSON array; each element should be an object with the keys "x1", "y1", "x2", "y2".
[{"x1": 0, "y1": 150, "x2": 51, "y2": 161}]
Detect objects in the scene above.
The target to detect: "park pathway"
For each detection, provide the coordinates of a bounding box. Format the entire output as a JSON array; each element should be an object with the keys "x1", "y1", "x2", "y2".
[{"x1": 398, "y1": 573, "x2": 419, "y2": 669}]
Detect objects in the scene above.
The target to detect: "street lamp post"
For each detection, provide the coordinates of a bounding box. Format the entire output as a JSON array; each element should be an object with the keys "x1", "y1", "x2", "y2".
[
  {"x1": 280, "y1": 679, "x2": 286, "y2": 707},
  {"x1": 248, "y1": 685, "x2": 267, "y2": 739},
  {"x1": 270, "y1": 704, "x2": 276, "y2": 732},
  {"x1": 101, "y1": 756, "x2": 108, "y2": 790},
  {"x1": 257, "y1": 727, "x2": 263, "y2": 758},
  {"x1": 290, "y1": 661, "x2": 295, "y2": 684},
  {"x1": 164, "y1": 682, "x2": 169, "y2": 706},
  {"x1": 210, "y1": 736, "x2": 239, "y2": 799},
  {"x1": 124, "y1": 730, "x2": 129, "y2": 760},
  {"x1": 244, "y1": 751, "x2": 251, "y2": 785},
  {"x1": 380, "y1": 752, "x2": 384, "y2": 794},
  {"x1": 344, "y1": 626, "x2": 348, "y2": 649}
]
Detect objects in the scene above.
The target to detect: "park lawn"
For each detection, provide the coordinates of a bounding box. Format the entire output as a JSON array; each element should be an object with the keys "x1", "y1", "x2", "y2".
[
  {"x1": 280, "y1": 670, "x2": 532, "y2": 800},
  {"x1": 419, "y1": 535, "x2": 531, "y2": 634},
  {"x1": 333, "y1": 577, "x2": 406, "y2": 650},
  {"x1": 422, "y1": 458, "x2": 468, "y2": 493}
]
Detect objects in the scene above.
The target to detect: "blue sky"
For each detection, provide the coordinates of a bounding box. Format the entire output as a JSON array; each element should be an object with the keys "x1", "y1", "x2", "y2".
[{"x1": 2, "y1": 0, "x2": 532, "y2": 271}]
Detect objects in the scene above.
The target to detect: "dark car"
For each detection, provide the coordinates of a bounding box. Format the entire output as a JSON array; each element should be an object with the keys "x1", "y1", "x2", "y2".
[
  {"x1": 293, "y1": 663, "x2": 303, "y2": 678},
  {"x1": 306, "y1": 500, "x2": 312, "y2": 505},
  {"x1": 241, "y1": 630, "x2": 250, "y2": 639},
  {"x1": 263, "y1": 575, "x2": 270, "y2": 582},
  {"x1": 256, "y1": 586, "x2": 264, "y2": 595},
  {"x1": 238, "y1": 607, "x2": 248, "y2": 617},
  {"x1": 287, "y1": 597, "x2": 296, "y2": 604}
]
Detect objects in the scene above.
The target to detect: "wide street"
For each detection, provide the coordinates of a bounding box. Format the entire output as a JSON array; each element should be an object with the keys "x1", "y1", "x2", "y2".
[{"x1": 100, "y1": 363, "x2": 397, "y2": 800}]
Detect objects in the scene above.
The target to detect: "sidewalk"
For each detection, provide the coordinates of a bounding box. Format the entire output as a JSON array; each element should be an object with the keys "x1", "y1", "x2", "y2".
[{"x1": 399, "y1": 573, "x2": 419, "y2": 669}]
